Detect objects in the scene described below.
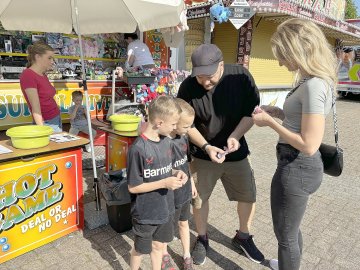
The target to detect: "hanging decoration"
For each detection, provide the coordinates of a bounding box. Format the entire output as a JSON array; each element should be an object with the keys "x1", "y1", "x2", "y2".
[{"x1": 209, "y1": 2, "x2": 231, "y2": 32}]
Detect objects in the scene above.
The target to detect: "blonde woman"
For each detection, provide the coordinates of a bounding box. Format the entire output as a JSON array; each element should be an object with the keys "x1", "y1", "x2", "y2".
[
  {"x1": 252, "y1": 18, "x2": 337, "y2": 270},
  {"x1": 20, "y1": 41, "x2": 62, "y2": 132}
]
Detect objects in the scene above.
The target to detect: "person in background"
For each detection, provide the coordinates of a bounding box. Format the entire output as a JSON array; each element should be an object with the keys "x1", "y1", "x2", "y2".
[
  {"x1": 177, "y1": 44, "x2": 264, "y2": 266},
  {"x1": 20, "y1": 41, "x2": 62, "y2": 132},
  {"x1": 68, "y1": 90, "x2": 97, "y2": 152},
  {"x1": 127, "y1": 96, "x2": 188, "y2": 270},
  {"x1": 124, "y1": 33, "x2": 155, "y2": 69},
  {"x1": 252, "y1": 18, "x2": 337, "y2": 270},
  {"x1": 162, "y1": 98, "x2": 197, "y2": 270},
  {"x1": 337, "y1": 47, "x2": 354, "y2": 81}
]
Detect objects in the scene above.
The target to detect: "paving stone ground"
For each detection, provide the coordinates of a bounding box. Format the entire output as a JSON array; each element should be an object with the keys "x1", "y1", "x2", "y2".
[{"x1": 2, "y1": 95, "x2": 360, "y2": 270}]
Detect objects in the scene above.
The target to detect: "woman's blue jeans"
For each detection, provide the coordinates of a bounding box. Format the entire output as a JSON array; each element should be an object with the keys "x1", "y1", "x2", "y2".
[
  {"x1": 43, "y1": 114, "x2": 62, "y2": 133},
  {"x1": 271, "y1": 143, "x2": 323, "y2": 270}
]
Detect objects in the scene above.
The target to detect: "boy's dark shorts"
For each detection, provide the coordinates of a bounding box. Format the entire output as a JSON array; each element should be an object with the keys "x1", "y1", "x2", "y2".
[
  {"x1": 132, "y1": 215, "x2": 174, "y2": 254},
  {"x1": 174, "y1": 201, "x2": 191, "y2": 222}
]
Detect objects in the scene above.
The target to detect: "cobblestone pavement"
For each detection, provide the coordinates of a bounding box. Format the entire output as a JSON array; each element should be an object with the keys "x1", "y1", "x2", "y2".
[{"x1": 2, "y1": 96, "x2": 360, "y2": 270}]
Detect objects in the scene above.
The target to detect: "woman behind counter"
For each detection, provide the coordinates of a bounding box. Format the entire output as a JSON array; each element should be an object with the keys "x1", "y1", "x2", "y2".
[{"x1": 20, "y1": 41, "x2": 62, "y2": 132}]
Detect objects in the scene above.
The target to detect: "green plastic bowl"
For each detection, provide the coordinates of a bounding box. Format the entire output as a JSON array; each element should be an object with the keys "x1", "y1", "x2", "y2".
[
  {"x1": 6, "y1": 125, "x2": 53, "y2": 149},
  {"x1": 109, "y1": 114, "x2": 141, "y2": 132}
]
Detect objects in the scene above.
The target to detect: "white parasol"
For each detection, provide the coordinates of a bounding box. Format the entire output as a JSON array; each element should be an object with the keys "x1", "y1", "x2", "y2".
[{"x1": 0, "y1": 0, "x2": 184, "y2": 210}]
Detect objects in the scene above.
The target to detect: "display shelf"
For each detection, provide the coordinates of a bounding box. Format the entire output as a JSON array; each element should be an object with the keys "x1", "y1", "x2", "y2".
[{"x1": 0, "y1": 52, "x2": 125, "y2": 62}]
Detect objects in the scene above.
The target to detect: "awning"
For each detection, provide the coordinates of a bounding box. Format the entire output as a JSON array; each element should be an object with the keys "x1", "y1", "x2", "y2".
[
  {"x1": 186, "y1": 0, "x2": 360, "y2": 44},
  {"x1": 251, "y1": 0, "x2": 360, "y2": 45},
  {"x1": 255, "y1": 12, "x2": 360, "y2": 45}
]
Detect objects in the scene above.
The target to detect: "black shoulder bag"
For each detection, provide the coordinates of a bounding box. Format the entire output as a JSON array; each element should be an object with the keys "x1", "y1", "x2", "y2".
[{"x1": 319, "y1": 89, "x2": 343, "y2": 177}]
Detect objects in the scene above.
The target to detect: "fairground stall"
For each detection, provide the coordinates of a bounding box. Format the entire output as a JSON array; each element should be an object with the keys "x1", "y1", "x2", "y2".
[
  {"x1": 184, "y1": 0, "x2": 360, "y2": 107},
  {"x1": 0, "y1": 0, "x2": 189, "y2": 263},
  {"x1": 0, "y1": 21, "x2": 186, "y2": 266},
  {"x1": 0, "y1": 130, "x2": 88, "y2": 263},
  {"x1": 0, "y1": 30, "x2": 127, "y2": 130}
]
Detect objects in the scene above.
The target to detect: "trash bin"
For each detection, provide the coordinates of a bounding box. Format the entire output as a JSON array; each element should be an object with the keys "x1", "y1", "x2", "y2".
[{"x1": 99, "y1": 169, "x2": 132, "y2": 233}]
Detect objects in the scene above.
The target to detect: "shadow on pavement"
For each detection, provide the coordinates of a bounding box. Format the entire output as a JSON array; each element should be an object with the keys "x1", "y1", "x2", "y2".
[
  {"x1": 83, "y1": 226, "x2": 134, "y2": 270},
  {"x1": 168, "y1": 221, "x2": 273, "y2": 270}
]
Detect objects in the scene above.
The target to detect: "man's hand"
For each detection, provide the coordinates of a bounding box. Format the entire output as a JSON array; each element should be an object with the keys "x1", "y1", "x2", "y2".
[
  {"x1": 227, "y1": 137, "x2": 240, "y2": 153},
  {"x1": 191, "y1": 178, "x2": 198, "y2": 198},
  {"x1": 205, "y1": 145, "x2": 226, "y2": 163}
]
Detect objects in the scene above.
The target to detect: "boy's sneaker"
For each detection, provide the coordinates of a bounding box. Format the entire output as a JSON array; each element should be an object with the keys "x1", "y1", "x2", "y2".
[
  {"x1": 231, "y1": 231, "x2": 264, "y2": 263},
  {"x1": 191, "y1": 236, "x2": 209, "y2": 265},
  {"x1": 269, "y1": 259, "x2": 279, "y2": 270},
  {"x1": 161, "y1": 254, "x2": 175, "y2": 270},
  {"x1": 183, "y1": 257, "x2": 194, "y2": 270},
  {"x1": 85, "y1": 144, "x2": 92, "y2": 153}
]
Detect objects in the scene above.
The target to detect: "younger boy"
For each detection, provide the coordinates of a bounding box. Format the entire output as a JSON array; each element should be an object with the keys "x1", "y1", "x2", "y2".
[
  {"x1": 127, "y1": 96, "x2": 188, "y2": 270},
  {"x1": 162, "y1": 98, "x2": 197, "y2": 270},
  {"x1": 68, "y1": 91, "x2": 96, "y2": 152}
]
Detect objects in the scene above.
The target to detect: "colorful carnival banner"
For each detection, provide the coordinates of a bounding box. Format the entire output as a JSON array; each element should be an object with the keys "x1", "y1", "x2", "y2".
[
  {"x1": 0, "y1": 80, "x2": 127, "y2": 130},
  {"x1": 0, "y1": 149, "x2": 83, "y2": 263}
]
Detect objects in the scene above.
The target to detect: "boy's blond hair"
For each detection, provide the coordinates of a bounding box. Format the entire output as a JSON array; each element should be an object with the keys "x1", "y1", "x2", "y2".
[
  {"x1": 175, "y1": 98, "x2": 195, "y2": 117},
  {"x1": 148, "y1": 96, "x2": 181, "y2": 123},
  {"x1": 72, "y1": 90, "x2": 83, "y2": 99}
]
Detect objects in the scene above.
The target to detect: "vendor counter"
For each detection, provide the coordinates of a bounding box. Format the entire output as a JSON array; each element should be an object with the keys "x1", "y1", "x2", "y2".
[
  {"x1": 0, "y1": 79, "x2": 130, "y2": 130},
  {"x1": 0, "y1": 134, "x2": 89, "y2": 263},
  {"x1": 98, "y1": 126, "x2": 138, "y2": 172}
]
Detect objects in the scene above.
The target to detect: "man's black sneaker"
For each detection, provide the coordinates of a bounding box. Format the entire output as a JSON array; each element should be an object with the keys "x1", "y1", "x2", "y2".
[
  {"x1": 231, "y1": 232, "x2": 264, "y2": 263},
  {"x1": 191, "y1": 236, "x2": 209, "y2": 265}
]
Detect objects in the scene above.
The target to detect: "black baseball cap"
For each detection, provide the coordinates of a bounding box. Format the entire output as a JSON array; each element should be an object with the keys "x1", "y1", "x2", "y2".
[{"x1": 191, "y1": 44, "x2": 223, "y2": 77}]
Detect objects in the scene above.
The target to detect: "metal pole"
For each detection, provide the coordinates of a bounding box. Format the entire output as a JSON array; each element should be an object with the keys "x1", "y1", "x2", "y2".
[
  {"x1": 74, "y1": 0, "x2": 101, "y2": 211},
  {"x1": 112, "y1": 70, "x2": 116, "y2": 116}
]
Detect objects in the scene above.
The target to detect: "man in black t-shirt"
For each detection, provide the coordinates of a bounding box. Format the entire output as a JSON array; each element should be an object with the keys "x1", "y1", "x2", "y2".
[{"x1": 177, "y1": 44, "x2": 264, "y2": 265}]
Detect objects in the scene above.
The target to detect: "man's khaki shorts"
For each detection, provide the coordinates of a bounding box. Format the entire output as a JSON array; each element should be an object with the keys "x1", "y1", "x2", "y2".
[{"x1": 190, "y1": 157, "x2": 256, "y2": 205}]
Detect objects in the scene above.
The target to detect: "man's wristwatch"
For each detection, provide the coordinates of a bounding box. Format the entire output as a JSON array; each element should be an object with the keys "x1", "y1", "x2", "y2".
[{"x1": 201, "y1": 143, "x2": 210, "y2": 152}]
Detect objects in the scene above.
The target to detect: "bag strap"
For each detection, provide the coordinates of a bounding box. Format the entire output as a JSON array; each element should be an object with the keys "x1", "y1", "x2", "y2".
[
  {"x1": 288, "y1": 78, "x2": 341, "y2": 152},
  {"x1": 286, "y1": 77, "x2": 311, "y2": 98},
  {"x1": 330, "y1": 87, "x2": 341, "y2": 152}
]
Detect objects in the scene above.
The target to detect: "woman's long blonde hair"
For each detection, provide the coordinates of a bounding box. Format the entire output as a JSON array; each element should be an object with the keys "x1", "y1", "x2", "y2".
[{"x1": 271, "y1": 18, "x2": 337, "y2": 87}]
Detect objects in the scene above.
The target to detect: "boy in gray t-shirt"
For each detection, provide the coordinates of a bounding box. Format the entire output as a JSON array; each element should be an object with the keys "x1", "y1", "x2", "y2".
[
  {"x1": 127, "y1": 96, "x2": 187, "y2": 270},
  {"x1": 68, "y1": 91, "x2": 96, "y2": 152}
]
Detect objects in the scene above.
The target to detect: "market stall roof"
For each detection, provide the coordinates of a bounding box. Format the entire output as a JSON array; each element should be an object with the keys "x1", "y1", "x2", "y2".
[
  {"x1": 186, "y1": 0, "x2": 360, "y2": 45},
  {"x1": 256, "y1": 12, "x2": 360, "y2": 45},
  {"x1": 252, "y1": 3, "x2": 360, "y2": 46}
]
